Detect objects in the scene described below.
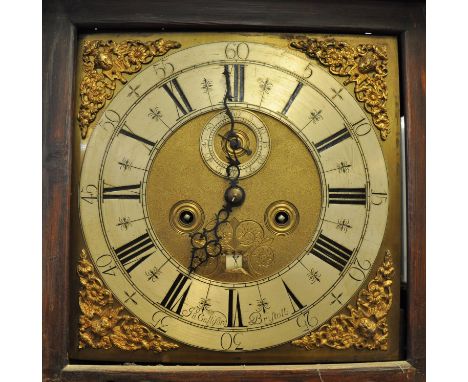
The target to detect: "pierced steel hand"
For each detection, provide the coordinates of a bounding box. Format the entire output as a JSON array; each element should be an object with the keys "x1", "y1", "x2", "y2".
[{"x1": 189, "y1": 67, "x2": 250, "y2": 273}]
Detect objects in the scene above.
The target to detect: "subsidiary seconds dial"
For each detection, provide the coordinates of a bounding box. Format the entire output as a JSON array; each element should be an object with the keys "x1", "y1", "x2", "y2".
[
  {"x1": 79, "y1": 40, "x2": 389, "y2": 352},
  {"x1": 200, "y1": 108, "x2": 271, "y2": 179}
]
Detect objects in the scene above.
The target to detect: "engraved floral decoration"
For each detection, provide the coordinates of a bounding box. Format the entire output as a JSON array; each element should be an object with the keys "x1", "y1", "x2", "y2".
[
  {"x1": 290, "y1": 38, "x2": 390, "y2": 140},
  {"x1": 78, "y1": 39, "x2": 181, "y2": 139},
  {"x1": 292, "y1": 250, "x2": 394, "y2": 351},
  {"x1": 197, "y1": 218, "x2": 275, "y2": 278},
  {"x1": 77, "y1": 249, "x2": 178, "y2": 352}
]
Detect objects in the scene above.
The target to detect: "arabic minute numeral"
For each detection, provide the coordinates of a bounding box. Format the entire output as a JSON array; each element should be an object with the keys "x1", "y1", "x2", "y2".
[
  {"x1": 151, "y1": 311, "x2": 170, "y2": 333},
  {"x1": 371, "y1": 190, "x2": 388, "y2": 205},
  {"x1": 225, "y1": 42, "x2": 250, "y2": 60},
  {"x1": 95, "y1": 254, "x2": 118, "y2": 277},
  {"x1": 220, "y1": 332, "x2": 243, "y2": 351},
  {"x1": 296, "y1": 311, "x2": 318, "y2": 332},
  {"x1": 152, "y1": 59, "x2": 175, "y2": 79},
  {"x1": 351, "y1": 117, "x2": 372, "y2": 136},
  {"x1": 101, "y1": 109, "x2": 121, "y2": 130},
  {"x1": 303, "y1": 63, "x2": 314, "y2": 79},
  {"x1": 348, "y1": 257, "x2": 372, "y2": 282}
]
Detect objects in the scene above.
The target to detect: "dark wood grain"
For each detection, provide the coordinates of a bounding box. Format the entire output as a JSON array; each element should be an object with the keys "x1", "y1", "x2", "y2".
[
  {"x1": 60, "y1": 0, "x2": 423, "y2": 34},
  {"x1": 61, "y1": 362, "x2": 416, "y2": 382},
  {"x1": 401, "y1": 18, "x2": 426, "y2": 382},
  {"x1": 42, "y1": 10, "x2": 76, "y2": 382},
  {"x1": 43, "y1": 0, "x2": 425, "y2": 381}
]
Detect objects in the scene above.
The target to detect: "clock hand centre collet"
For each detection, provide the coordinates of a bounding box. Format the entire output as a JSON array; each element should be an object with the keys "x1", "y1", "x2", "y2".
[{"x1": 224, "y1": 185, "x2": 246, "y2": 207}]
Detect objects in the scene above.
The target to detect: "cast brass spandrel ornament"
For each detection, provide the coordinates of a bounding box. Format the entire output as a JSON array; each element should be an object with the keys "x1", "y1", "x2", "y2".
[
  {"x1": 292, "y1": 250, "x2": 394, "y2": 351},
  {"x1": 78, "y1": 38, "x2": 181, "y2": 139},
  {"x1": 77, "y1": 249, "x2": 178, "y2": 352},
  {"x1": 290, "y1": 38, "x2": 390, "y2": 140}
]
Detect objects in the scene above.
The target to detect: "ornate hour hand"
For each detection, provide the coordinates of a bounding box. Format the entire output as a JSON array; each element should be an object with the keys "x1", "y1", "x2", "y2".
[{"x1": 188, "y1": 67, "x2": 249, "y2": 273}]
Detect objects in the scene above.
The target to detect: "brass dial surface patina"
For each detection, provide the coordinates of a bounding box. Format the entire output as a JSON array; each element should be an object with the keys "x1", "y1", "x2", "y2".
[
  {"x1": 146, "y1": 110, "x2": 322, "y2": 282},
  {"x1": 77, "y1": 33, "x2": 400, "y2": 356}
]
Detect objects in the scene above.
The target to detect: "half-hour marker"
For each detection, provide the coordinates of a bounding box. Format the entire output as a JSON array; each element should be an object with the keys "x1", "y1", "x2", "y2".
[
  {"x1": 308, "y1": 109, "x2": 323, "y2": 124},
  {"x1": 145, "y1": 266, "x2": 162, "y2": 282},
  {"x1": 337, "y1": 161, "x2": 352, "y2": 173},
  {"x1": 311, "y1": 233, "x2": 353, "y2": 272},
  {"x1": 114, "y1": 232, "x2": 154, "y2": 274},
  {"x1": 227, "y1": 289, "x2": 245, "y2": 327},
  {"x1": 80, "y1": 185, "x2": 97, "y2": 204},
  {"x1": 258, "y1": 78, "x2": 273, "y2": 107},
  {"x1": 148, "y1": 106, "x2": 168, "y2": 127},
  {"x1": 160, "y1": 273, "x2": 192, "y2": 315},
  {"x1": 331, "y1": 87, "x2": 344, "y2": 100},
  {"x1": 351, "y1": 117, "x2": 372, "y2": 136},
  {"x1": 314, "y1": 127, "x2": 351, "y2": 153},
  {"x1": 328, "y1": 186, "x2": 367, "y2": 205},
  {"x1": 117, "y1": 216, "x2": 146, "y2": 230},
  {"x1": 225, "y1": 64, "x2": 245, "y2": 102},
  {"x1": 322, "y1": 218, "x2": 353, "y2": 233},
  {"x1": 324, "y1": 161, "x2": 352, "y2": 174},
  {"x1": 281, "y1": 82, "x2": 303, "y2": 115},
  {"x1": 302, "y1": 109, "x2": 324, "y2": 130},
  {"x1": 118, "y1": 158, "x2": 147, "y2": 172},
  {"x1": 330, "y1": 292, "x2": 343, "y2": 305},
  {"x1": 119, "y1": 129, "x2": 156, "y2": 147},
  {"x1": 102, "y1": 183, "x2": 140, "y2": 200},
  {"x1": 282, "y1": 280, "x2": 304, "y2": 312},
  {"x1": 162, "y1": 78, "x2": 193, "y2": 116}
]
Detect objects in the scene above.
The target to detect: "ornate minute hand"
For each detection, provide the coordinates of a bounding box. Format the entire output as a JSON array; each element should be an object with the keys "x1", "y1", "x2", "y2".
[{"x1": 188, "y1": 67, "x2": 250, "y2": 272}]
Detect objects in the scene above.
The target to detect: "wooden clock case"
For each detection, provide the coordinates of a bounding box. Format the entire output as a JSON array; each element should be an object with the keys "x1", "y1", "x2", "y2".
[{"x1": 43, "y1": 0, "x2": 426, "y2": 380}]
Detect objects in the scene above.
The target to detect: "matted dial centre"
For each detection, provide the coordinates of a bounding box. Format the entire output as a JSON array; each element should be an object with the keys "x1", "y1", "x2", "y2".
[{"x1": 145, "y1": 110, "x2": 322, "y2": 283}]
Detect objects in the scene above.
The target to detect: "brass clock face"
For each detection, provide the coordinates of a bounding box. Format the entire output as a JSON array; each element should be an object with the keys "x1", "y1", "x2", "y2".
[{"x1": 77, "y1": 35, "x2": 397, "y2": 355}]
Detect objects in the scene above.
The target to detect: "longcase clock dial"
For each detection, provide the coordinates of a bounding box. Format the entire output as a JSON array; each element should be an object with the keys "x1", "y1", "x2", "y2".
[{"x1": 77, "y1": 35, "x2": 397, "y2": 356}]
